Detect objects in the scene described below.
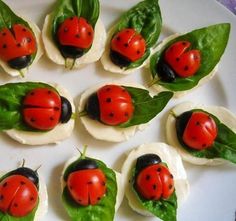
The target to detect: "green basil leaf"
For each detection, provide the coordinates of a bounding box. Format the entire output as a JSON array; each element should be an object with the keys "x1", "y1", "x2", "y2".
[
  {"x1": 150, "y1": 23, "x2": 230, "y2": 91},
  {"x1": 120, "y1": 87, "x2": 173, "y2": 128},
  {"x1": 51, "y1": 0, "x2": 100, "y2": 41},
  {"x1": 0, "y1": 82, "x2": 54, "y2": 131},
  {"x1": 0, "y1": 0, "x2": 37, "y2": 63},
  {"x1": 62, "y1": 156, "x2": 117, "y2": 221},
  {"x1": 112, "y1": 0, "x2": 162, "y2": 69},
  {"x1": 177, "y1": 109, "x2": 236, "y2": 164},
  {"x1": 131, "y1": 166, "x2": 177, "y2": 221}
]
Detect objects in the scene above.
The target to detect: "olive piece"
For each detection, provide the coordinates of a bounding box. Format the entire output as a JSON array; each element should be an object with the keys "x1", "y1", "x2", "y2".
[
  {"x1": 110, "y1": 50, "x2": 131, "y2": 68},
  {"x1": 58, "y1": 45, "x2": 84, "y2": 59},
  {"x1": 85, "y1": 93, "x2": 100, "y2": 120},
  {"x1": 175, "y1": 110, "x2": 193, "y2": 145},
  {"x1": 135, "y1": 154, "x2": 162, "y2": 174},
  {"x1": 8, "y1": 55, "x2": 31, "y2": 70},
  {"x1": 156, "y1": 61, "x2": 176, "y2": 82},
  {"x1": 7, "y1": 167, "x2": 39, "y2": 189},
  {"x1": 60, "y1": 96, "x2": 72, "y2": 123}
]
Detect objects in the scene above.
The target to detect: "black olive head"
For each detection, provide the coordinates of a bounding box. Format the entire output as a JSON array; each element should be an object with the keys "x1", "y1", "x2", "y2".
[
  {"x1": 156, "y1": 61, "x2": 176, "y2": 82},
  {"x1": 110, "y1": 50, "x2": 131, "y2": 68},
  {"x1": 73, "y1": 159, "x2": 98, "y2": 171},
  {"x1": 135, "y1": 154, "x2": 162, "y2": 174},
  {"x1": 60, "y1": 96, "x2": 72, "y2": 123},
  {"x1": 85, "y1": 93, "x2": 100, "y2": 120},
  {"x1": 8, "y1": 55, "x2": 32, "y2": 70}
]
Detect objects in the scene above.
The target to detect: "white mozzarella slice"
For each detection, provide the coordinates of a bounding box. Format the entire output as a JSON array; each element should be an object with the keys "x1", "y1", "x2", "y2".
[
  {"x1": 121, "y1": 142, "x2": 189, "y2": 217},
  {"x1": 0, "y1": 19, "x2": 43, "y2": 77},
  {"x1": 166, "y1": 102, "x2": 236, "y2": 165},
  {"x1": 78, "y1": 82, "x2": 148, "y2": 142},
  {"x1": 5, "y1": 83, "x2": 75, "y2": 145},
  {"x1": 42, "y1": 14, "x2": 106, "y2": 68}
]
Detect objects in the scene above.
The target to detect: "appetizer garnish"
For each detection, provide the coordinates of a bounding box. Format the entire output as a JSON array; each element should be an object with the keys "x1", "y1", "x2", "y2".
[
  {"x1": 79, "y1": 83, "x2": 173, "y2": 142},
  {"x1": 0, "y1": 162, "x2": 47, "y2": 220},
  {"x1": 42, "y1": 0, "x2": 106, "y2": 69},
  {"x1": 101, "y1": 0, "x2": 162, "y2": 74},
  {"x1": 121, "y1": 143, "x2": 189, "y2": 221},
  {"x1": 62, "y1": 149, "x2": 124, "y2": 221},
  {"x1": 149, "y1": 23, "x2": 230, "y2": 97},
  {"x1": 0, "y1": 82, "x2": 75, "y2": 145},
  {"x1": 166, "y1": 102, "x2": 236, "y2": 165},
  {"x1": 0, "y1": 0, "x2": 43, "y2": 77}
]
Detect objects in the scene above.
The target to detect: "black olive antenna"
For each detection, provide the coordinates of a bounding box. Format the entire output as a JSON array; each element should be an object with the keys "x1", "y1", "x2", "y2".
[
  {"x1": 35, "y1": 165, "x2": 42, "y2": 173},
  {"x1": 21, "y1": 159, "x2": 26, "y2": 167}
]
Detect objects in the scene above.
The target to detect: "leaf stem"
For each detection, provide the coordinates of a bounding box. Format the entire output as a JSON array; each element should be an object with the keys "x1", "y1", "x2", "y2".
[
  {"x1": 71, "y1": 113, "x2": 76, "y2": 120},
  {"x1": 170, "y1": 110, "x2": 177, "y2": 118},
  {"x1": 78, "y1": 110, "x2": 87, "y2": 117},
  {"x1": 82, "y1": 145, "x2": 88, "y2": 159},
  {"x1": 19, "y1": 70, "x2": 25, "y2": 78},
  {"x1": 147, "y1": 77, "x2": 159, "y2": 87}
]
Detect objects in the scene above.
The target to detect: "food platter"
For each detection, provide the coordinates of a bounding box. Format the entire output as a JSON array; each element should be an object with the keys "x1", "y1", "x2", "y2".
[{"x1": 0, "y1": 0, "x2": 235, "y2": 220}]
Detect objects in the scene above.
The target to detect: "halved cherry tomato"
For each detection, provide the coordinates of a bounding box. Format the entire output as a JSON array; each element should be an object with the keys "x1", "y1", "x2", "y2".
[
  {"x1": 111, "y1": 28, "x2": 146, "y2": 62},
  {"x1": 0, "y1": 175, "x2": 38, "y2": 217},
  {"x1": 97, "y1": 85, "x2": 134, "y2": 126},
  {"x1": 57, "y1": 16, "x2": 94, "y2": 49},
  {"x1": 183, "y1": 111, "x2": 218, "y2": 150},
  {"x1": 67, "y1": 169, "x2": 106, "y2": 206},
  {"x1": 164, "y1": 41, "x2": 201, "y2": 77}
]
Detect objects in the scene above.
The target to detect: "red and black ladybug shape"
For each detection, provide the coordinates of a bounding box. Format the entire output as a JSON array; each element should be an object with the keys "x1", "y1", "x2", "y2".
[
  {"x1": 22, "y1": 87, "x2": 72, "y2": 130},
  {"x1": 134, "y1": 154, "x2": 174, "y2": 200},
  {"x1": 157, "y1": 41, "x2": 201, "y2": 82},
  {"x1": 110, "y1": 28, "x2": 146, "y2": 67},
  {"x1": 64, "y1": 158, "x2": 106, "y2": 206},
  {"x1": 57, "y1": 16, "x2": 94, "y2": 59},
  {"x1": 85, "y1": 84, "x2": 134, "y2": 126},
  {"x1": 176, "y1": 111, "x2": 218, "y2": 150},
  {"x1": 0, "y1": 166, "x2": 39, "y2": 217},
  {"x1": 0, "y1": 24, "x2": 37, "y2": 69}
]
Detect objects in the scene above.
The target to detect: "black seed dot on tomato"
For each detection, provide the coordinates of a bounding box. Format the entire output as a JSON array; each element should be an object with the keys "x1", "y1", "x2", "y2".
[
  {"x1": 196, "y1": 121, "x2": 200, "y2": 126},
  {"x1": 146, "y1": 175, "x2": 151, "y2": 180},
  {"x1": 126, "y1": 30, "x2": 129, "y2": 33},
  {"x1": 50, "y1": 117, "x2": 54, "y2": 121},
  {"x1": 170, "y1": 174, "x2": 173, "y2": 179},
  {"x1": 176, "y1": 57, "x2": 180, "y2": 62},
  {"x1": 182, "y1": 42, "x2": 187, "y2": 46},
  {"x1": 124, "y1": 43, "x2": 128, "y2": 47},
  {"x1": 3, "y1": 182, "x2": 7, "y2": 187},
  {"x1": 30, "y1": 118, "x2": 36, "y2": 122},
  {"x1": 54, "y1": 107, "x2": 60, "y2": 111},
  {"x1": 2, "y1": 44, "x2": 7, "y2": 49},
  {"x1": 184, "y1": 66, "x2": 189, "y2": 71},
  {"x1": 202, "y1": 144, "x2": 207, "y2": 147},
  {"x1": 17, "y1": 43, "x2": 21, "y2": 47},
  {"x1": 88, "y1": 32, "x2": 91, "y2": 36},
  {"x1": 14, "y1": 203, "x2": 18, "y2": 207},
  {"x1": 70, "y1": 17, "x2": 73, "y2": 20},
  {"x1": 0, "y1": 195, "x2": 4, "y2": 200},
  {"x1": 109, "y1": 113, "x2": 114, "y2": 117},
  {"x1": 122, "y1": 89, "x2": 126, "y2": 92},
  {"x1": 150, "y1": 196, "x2": 155, "y2": 200},
  {"x1": 153, "y1": 184, "x2": 157, "y2": 190},
  {"x1": 64, "y1": 28, "x2": 68, "y2": 32},
  {"x1": 137, "y1": 50, "x2": 140, "y2": 54},
  {"x1": 27, "y1": 37, "x2": 31, "y2": 43},
  {"x1": 102, "y1": 181, "x2": 105, "y2": 186},
  {"x1": 30, "y1": 197, "x2": 34, "y2": 201},
  {"x1": 106, "y1": 87, "x2": 111, "y2": 92},
  {"x1": 20, "y1": 181, "x2": 26, "y2": 185},
  {"x1": 97, "y1": 197, "x2": 101, "y2": 201},
  {"x1": 106, "y1": 98, "x2": 111, "y2": 103},
  {"x1": 22, "y1": 28, "x2": 26, "y2": 32},
  {"x1": 69, "y1": 186, "x2": 73, "y2": 190},
  {"x1": 116, "y1": 36, "x2": 121, "y2": 41},
  {"x1": 169, "y1": 184, "x2": 173, "y2": 189},
  {"x1": 78, "y1": 199, "x2": 82, "y2": 202},
  {"x1": 192, "y1": 136, "x2": 197, "y2": 140},
  {"x1": 125, "y1": 112, "x2": 129, "y2": 117},
  {"x1": 87, "y1": 181, "x2": 93, "y2": 185},
  {"x1": 157, "y1": 168, "x2": 161, "y2": 172},
  {"x1": 75, "y1": 34, "x2": 80, "y2": 38},
  {"x1": 2, "y1": 32, "x2": 6, "y2": 36},
  {"x1": 194, "y1": 55, "x2": 199, "y2": 60},
  {"x1": 47, "y1": 90, "x2": 52, "y2": 94},
  {"x1": 139, "y1": 37, "x2": 142, "y2": 40}
]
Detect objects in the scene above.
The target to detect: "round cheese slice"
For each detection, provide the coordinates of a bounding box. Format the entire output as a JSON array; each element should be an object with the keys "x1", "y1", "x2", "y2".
[
  {"x1": 0, "y1": 171, "x2": 48, "y2": 221},
  {"x1": 100, "y1": 28, "x2": 150, "y2": 75},
  {"x1": 121, "y1": 142, "x2": 189, "y2": 217},
  {"x1": 5, "y1": 83, "x2": 75, "y2": 145},
  {"x1": 166, "y1": 102, "x2": 236, "y2": 165},
  {"x1": 61, "y1": 155, "x2": 124, "y2": 212},
  {"x1": 0, "y1": 18, "x2": 43, "y2": 77},
  {"x1": 42, "y1": 14, "x2": 106, "y2": 69},
  {"x1": 149, "y1": 34, "x2": 218, "y2": 98},
  {"x1": 78, "y1": 82, "x2": 148, "y2": 142}
]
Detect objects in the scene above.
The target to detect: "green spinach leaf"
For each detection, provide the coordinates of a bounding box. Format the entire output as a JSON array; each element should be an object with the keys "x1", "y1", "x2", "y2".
[
  {"x1": 150, "y1": 23, "x2": 230, "y2": 91},
  {"x1": 176, "y1": 109, "x2": 236, "y2": 164},
  {"x1": 62, "y1": 157, "x2": 117, "y2": 221},
  {"x1": 120, "y1": 87, "x2": 173, "y2": 128},
  {"x1": 112, "y1": 0, "x2": 162, "y2": 69},
  {"x1": 0, "y1": 82, "x2": 54, "y2": 131}
]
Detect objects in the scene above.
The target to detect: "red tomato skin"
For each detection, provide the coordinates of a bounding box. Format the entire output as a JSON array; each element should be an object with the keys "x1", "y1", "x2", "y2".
[
  {"x1": 23, "y1": 88, "x2": 61, "y2": 130},
  {"x1": 164, "y1": 41, "x2": 201, "y2": 77},
  {"x1": 0, "y1": 24, "x2": 36, "y2": 61},
  {"x1": 135, "y1": 164, "x2": 174, "y2": 200},
  {"x1": 111, "y1": 28, "x2": 146, "y2": 62},
  {"x1": 183, "y1": 112, "x2": 218, "y2": 150},
  {"x1": 57, "y1": 16, "x2": 94, "y2": 49},
  {"x1": 97, "y1": 85, "x2": 134, "y2": 126},
  {"x1": 0, "y1": 175, "x2": 38, "y2": 217},
  {"x1": 67, "y1": 169, "x2": 106, "y2": 206}
]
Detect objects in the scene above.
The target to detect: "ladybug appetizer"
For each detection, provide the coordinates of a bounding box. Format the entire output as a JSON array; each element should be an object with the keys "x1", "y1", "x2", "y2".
[
  {"x1": 0, "y1": 0, "x2": 42, "y2": 77},
  {"x1": 79, "y1": 83, "x2": 173, "y2": 142},
  {"x1": 101, "y1": 0, "x2": 162, "y2": 74},
  {"x1": 149, "y1": 23, "x2": 230, "y2": 97},
  {"x1": 0, "y1": 162, "x2": 47, "y2": 220},
  {"x1": 62, "y1": 149, "x2": 124, "y2": 221},
  {"x1": 42, "y1": 0, "x2": 106, "y2": 69},
  {"x1": 166, "y1": 102, "x2": 236, "y2": 165},
  {"x1": 0, "y1": 82, "x2": 75, "y2": 145},
  {"x1": 121, "y1": 143, "x2": 189, "y2": 220}
]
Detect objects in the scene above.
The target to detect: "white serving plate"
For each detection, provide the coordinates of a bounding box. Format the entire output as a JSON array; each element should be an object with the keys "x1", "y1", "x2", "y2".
[{"x1": 0, "y1": 0, "x2": 236, "y2": 220}]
